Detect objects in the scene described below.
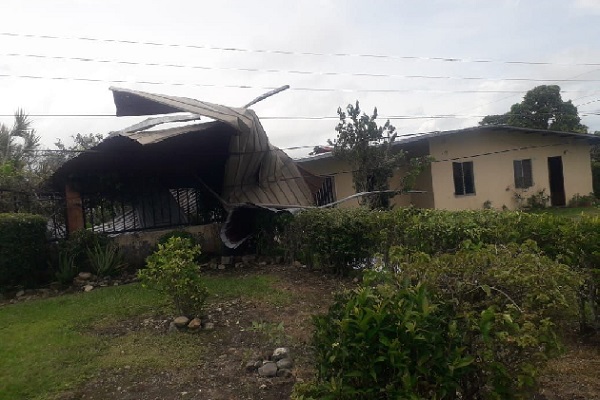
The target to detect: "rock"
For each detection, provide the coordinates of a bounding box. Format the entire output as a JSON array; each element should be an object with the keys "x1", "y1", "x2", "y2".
[
  {"x1": 217, "y1": 264, "x2": 226, "y2": 270},
  {"x1": 187, "y1": 318, "x2": 202, "y2": 330},
  {"x1": 276, "y1": 358, "x2": 294, "y2": 369},
  {"x1": 221, "y1": 256, "x2": 234, "y2": 265},
  {"x1": 272, "y1": 347, "x2": 290, "y2": 361},
  {"x1": 15, "y1": 290, "x2": 25, "y2": 297},
  {"x1": 259, "y1": 384, "x2": 267, "y2": 390},
  {"x1": 203, "y1": 322, "x2": 215, "y2": 331},
  {"x1": 254, "y1": 360, "x2": 263, "y2": 369},
  {"x1": 168, "y1": 321, "x2": 179, "y2": 333},
  {"x1": 242, "y1": 254, "x2": 256, "y2": 264},
  {"x1": 173, "y1": 316, "x2": 190, "y2": 328},
  {"x1": 245, "y1": 360, "x2": 258, "y2": 372},
  {"x1": 292, "y1": 261, "x2": 303, "y2": 268},
  {"x1": 258, "y1": 261, "x2": 267, "y2": 267},
  {"x1": 277, "y1": 368, "x2": 293, "y2": 378},
  {"x1": 235, "y1": 262, "x2": 243, "y2": 268},
  {"x1": 258, "y1": 362, "x2": 278, "y2": 377},
  {"x1": 83, "y1": 285, "x2": 94, "y2": 292},
  {"x1": 78, "y1": 272, "x2": 93, "y2": 280}
]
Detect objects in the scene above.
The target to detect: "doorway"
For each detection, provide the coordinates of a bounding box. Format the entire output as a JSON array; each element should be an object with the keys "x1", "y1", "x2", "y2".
[{"x1": 547, "y1": 156, "x2": 566, "y2": 206}]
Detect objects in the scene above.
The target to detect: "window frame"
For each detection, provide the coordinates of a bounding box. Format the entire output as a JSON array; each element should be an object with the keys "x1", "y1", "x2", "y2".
[
  {"x1": 513, "y1": 159, "x2": 533, "y2": 189},
  {"x1": 452, "y1": 161, "x2": 475, "y2": 196}
]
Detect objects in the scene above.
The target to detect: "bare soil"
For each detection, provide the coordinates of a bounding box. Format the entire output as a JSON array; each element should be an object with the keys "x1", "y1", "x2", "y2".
[{"x1": 53, "y1": 265, "x2": 599, "y2": 400}]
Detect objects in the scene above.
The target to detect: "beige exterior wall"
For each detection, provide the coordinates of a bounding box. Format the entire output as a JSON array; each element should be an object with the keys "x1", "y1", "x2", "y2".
[
  {"x1": 428, "y1": 129, "x2": 594, "y2": 210},
  {"x1": 298, "y1": 155, "x2": 434, "y2": 208}
]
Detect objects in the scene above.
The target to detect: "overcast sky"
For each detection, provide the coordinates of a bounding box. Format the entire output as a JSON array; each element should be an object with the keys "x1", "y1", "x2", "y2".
[{"x1": 1, "y1": 0, "x2": 600, "y2": 157}]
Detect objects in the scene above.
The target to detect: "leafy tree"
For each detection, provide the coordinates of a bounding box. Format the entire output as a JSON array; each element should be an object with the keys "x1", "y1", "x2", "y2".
[
  {"x1": 330, "y1": 101, "x2": 426, "y2": 209},
  {"x1": 480, "y1": 85, "x2": 588, "y2": 133},
  {"x1": 38, "y1": 133, "x2": 103, "y2": 178}
]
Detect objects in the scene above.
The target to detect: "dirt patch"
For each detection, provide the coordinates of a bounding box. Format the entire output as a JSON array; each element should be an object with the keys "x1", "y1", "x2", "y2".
[
  {"x1": 57, "y1": 265, "x2": 347, "y2": 400},
  {"x1": 54, "y1": 265, "x2": 599, "y2": 400}
]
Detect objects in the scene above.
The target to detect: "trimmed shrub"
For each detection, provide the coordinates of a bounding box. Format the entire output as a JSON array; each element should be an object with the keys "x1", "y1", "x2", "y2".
[
  {"x1": 293, "y1": 282, "x2": 471, "y2": 400},
  {"x1": 391, "y1": 242, "x2": 581, "y2": 399},
  {"x1": 0, "y1": 213, "x2": 48, "y2": 289},
  {"x1": 295, "y1": 242, "x2": 581, "y2": 400},
  {"x1": 138, "y1": 237, "x2": 208, "y2": 317}
]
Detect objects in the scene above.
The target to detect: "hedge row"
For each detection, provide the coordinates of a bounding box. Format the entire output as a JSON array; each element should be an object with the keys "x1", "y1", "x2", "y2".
[
  {"x1": 279, "y1": 207, "x2": 600, "y2": 272},
  {"x1": 0, "y1": 213, "x2": 48, "y2": 289}
]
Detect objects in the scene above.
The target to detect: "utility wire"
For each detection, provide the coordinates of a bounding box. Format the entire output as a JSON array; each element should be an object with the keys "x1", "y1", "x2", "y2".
[
  {"x1": 2, "y1": 112, "x2": 599, "y2": 120},
  {"x1": 4, "y1": 52, "x2": 600, "y2": 83},
  {"x1": 3, "y1": 31, "x2": 600, "y2": 67},
  {"x1": 4, "y1": 72, "x2": 581, "y2": 94}
]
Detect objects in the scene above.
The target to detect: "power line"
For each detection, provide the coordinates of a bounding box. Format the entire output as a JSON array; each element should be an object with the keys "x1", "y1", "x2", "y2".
[
  {"x1": 2, "y1": 112, "x2": 599, "y2": 120},
  {"x1": 0, "y1": 73, "x2": 597, "y2": 95},
  {"x1": 4, "y1": 52, "x2": 600, "y2": 83},
  {"x1": 3, "y1": 31, "x2": 600, "y2": 67}
]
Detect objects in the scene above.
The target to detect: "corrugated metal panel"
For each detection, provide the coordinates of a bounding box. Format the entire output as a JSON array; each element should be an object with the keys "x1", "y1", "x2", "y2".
[{"x1": 109, "y1": 87, "x2": 313, "y2": 208}]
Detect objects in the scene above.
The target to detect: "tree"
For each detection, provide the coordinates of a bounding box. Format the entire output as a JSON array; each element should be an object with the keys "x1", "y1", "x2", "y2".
[
  {"x1": 0, "y1": 109, "x2": 40, "y2": 170},
  {"x1": 330, "y1": 101, "x2": 427, "y2": 209},
  {"x1": 480, "y1": 85, "x2": 588, "y2": 133},
  {"x1": 38, "y1": 133, "x2": 104, "y2": 178}
]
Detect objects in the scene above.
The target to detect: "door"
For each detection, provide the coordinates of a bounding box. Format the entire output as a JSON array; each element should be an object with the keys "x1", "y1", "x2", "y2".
[{"x1": 547, "y1": 156, "x2": 566, "y2": 206}]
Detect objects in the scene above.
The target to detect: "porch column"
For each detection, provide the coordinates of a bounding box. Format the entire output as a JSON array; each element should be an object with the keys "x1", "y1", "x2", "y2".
[{"x1": 65, "y1": 183, "x2": 84, "y2": 233}]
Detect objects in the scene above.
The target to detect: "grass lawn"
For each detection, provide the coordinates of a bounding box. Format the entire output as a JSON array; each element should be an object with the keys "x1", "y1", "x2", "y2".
[
  {"x1": 0, "y1": 275, "x2": 285, "y2": 400},
  {"x1": 527, "y1": 206, "x2": 600, "y2": 219}
]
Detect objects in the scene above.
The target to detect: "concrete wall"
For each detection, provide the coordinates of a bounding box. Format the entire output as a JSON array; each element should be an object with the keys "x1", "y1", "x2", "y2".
[
  {"x1": 428, "y1": 129, "x2": 594, "y2": 210},
  {"x1": 113, "y1": 223, "x2": 222, "y2": 267}
]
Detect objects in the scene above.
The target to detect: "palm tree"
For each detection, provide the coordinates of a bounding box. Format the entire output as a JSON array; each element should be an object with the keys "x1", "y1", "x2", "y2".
[{"x1": 0, "y1": 109, "x2": 40, "y2": 170}]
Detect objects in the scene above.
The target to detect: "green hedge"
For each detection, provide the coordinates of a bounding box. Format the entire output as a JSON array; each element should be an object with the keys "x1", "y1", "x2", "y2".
[
  {"x1": 0, "y1": 213, "x2": 48, "y2": 289},
  {"x1": 294, "y1": 242, "x2": 581, "y2": 400},
  {"x1": 275, "y1": 207, "x2": 600, "y2": 329}
]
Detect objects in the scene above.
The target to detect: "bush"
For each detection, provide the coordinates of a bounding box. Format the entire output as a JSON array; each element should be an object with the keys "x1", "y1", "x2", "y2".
[
  {"x1": 0, "y1": 213, "x2": 48, "y2": 289},
  {"x1": 391, "y1": 242, "x2": 581, "y2": 399},
  {"x1": 138, "y1": 237, "x2": 208, "y2": 317},
  {"x1": 296, "y1": 242, "x2": 581, "y2": 400},
  {"x1": 294, "y1": 281, "x2": 471, "y2": 400}
]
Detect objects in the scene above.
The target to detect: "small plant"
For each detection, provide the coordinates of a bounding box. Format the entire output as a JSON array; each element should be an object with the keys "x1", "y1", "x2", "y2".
[
  {"x1": 86, "y1": 243, "x2": 126, "y2": 278},
  {"x1": 568, "y1": 193, "x2": 598, "y2": 208},
  {"x1": 138, "y1": 237, "x2": 208, "y2": 317},
  {"x1": 248, "y1": 320, "x2": 288, "y2": 345},
  {"x1": 54, "y1": 250, "x2": 78, "y2": 285}
]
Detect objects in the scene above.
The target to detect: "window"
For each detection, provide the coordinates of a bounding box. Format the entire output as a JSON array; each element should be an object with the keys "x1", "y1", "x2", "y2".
[
  {"x1": 453, "y1": 161, "x2": 475, "y2": 195},
  {"x1": 314, "y1": 176, "x2": 336, "y2": 206},
  {"x1": 513, "y1": 159, "x2": 533, "y2": 188}
]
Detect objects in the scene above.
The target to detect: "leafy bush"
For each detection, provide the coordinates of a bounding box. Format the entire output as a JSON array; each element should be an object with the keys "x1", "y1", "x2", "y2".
[
  {"x1": 295, "y1": 242, "x2": 581, "y2": 400},
  {"x1": 0, "y1": 213, "x2": 48, "y2": 289},
  {"x1": 568, "y1": 193, "x2": 598, "y2": 207},
  {"x1": 293, "y1": 281, "x2": 471, "y2": 400},
  {"x1": 156, "y1": 229, "x2": 199, "y2": 248},
  {"x1": 138, "y1": 237, "x2": 208, "y2": 317},
  {"x1": 86, "y1": 243, "x2": 126, "y2": 278},
  {"x1": 278, "y1": 208, "x2": 600, "y2": 329},
  {"x1": 391, "y1": 242, "x2": 581, "y2": 399}
]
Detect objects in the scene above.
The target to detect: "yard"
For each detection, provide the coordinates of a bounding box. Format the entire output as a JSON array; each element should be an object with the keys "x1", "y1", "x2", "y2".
[{"x1": 1, "y1": 264, "x2": 599, "y2": 400}]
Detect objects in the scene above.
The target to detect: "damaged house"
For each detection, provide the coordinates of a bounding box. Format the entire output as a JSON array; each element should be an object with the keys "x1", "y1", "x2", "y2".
[{"x1": 50, "y1": 87, "x2": 319, "y2": 251}]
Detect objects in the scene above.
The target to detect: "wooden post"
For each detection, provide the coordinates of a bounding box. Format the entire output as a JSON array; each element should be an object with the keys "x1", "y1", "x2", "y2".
[{"x1": 65, "y1": 183, "x2": 84, "y2": 234}]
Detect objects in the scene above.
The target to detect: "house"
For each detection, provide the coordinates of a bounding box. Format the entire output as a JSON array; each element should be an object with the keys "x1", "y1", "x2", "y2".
[
  {"x1": 50, "y1": 87, "x2": 318, "y2": 250},
  {"x1": 296, "y1": 125, "x2": 600, "y2": 210}
]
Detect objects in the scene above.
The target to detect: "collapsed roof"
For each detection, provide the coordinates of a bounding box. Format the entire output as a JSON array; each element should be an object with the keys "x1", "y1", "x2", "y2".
[{"x1": 51, "y1": 87, "x2": 316, "y2": 247}]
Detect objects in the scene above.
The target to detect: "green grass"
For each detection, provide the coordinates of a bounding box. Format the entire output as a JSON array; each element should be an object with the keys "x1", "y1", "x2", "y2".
[
  {"x1": 0, "y1": 274, "x2": 286, "y2": 400},
  {"x1": 528, "y1": 206, "x2": 600, "y2": 220}
]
